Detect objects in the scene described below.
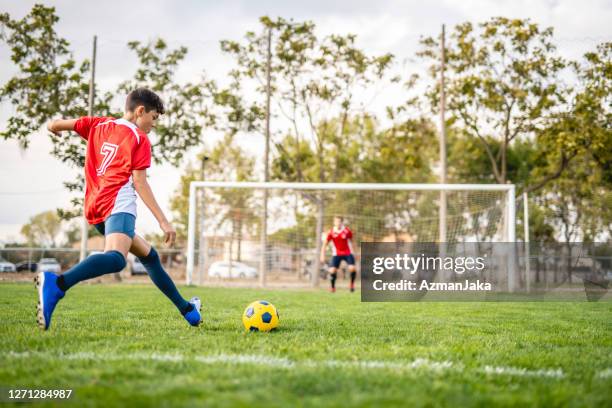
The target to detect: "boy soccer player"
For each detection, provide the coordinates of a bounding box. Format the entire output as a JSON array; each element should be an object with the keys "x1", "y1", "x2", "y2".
[
  {"x1": 37, "y1": 88, "x2": 201, "y2": 330},
  {"x1": 320, "y1": 215, "x2": 357, "y2": 293}
]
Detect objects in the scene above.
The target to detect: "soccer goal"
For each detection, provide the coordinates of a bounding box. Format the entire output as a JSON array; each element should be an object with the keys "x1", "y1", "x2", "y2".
[{"x1": 186, "y1": 182, "x2": 516, "y2": 286}]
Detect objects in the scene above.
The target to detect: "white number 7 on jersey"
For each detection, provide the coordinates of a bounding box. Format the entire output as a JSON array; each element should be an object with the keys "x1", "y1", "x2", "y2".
[{"x1": 96, "y1": 142, "x2": 118, "y2": 176}]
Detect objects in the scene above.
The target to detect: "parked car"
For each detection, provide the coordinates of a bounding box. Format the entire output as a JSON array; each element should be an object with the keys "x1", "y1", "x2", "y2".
[
  {"x1": 131, "y1": 257, "x2": 147, "y2": 275},
  {"x1": 0, "y1": 257, "x2": 16, "y2": 272},
  {"x1": 208, "y1": 261, "x2": 258, "y2": 279},
  {"x1": 38, "y1": 258, "x2": 62, "y2": 273},
  {"x1": 16, "y1": 261, "x2": 37, "y2": 272}
]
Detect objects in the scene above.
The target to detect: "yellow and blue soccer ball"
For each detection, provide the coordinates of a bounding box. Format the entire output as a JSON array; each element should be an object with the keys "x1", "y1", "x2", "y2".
[{"x1": 242, "y1": 300, "x2": 279, "y2": 332}]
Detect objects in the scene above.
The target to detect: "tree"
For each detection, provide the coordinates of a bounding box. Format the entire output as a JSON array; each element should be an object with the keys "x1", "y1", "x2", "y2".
[
  {"x1": 535, "y1": 138, "x2": 611, "y2": 245},
  {"x1": 0, "y1": 4, "x2": 113, "y2": 167},
  {"x1": 233, "y1": 19, "x2": 396, "y2": 279},
  {"x1": 1, "y1": 5, "x2": 214, "y2": 222},
  {"x1": 62, "y1": 222, "x2": 98, "y2": 247},
  {"x1": 522, "y1": 43, "x2": 610, "y2": 197},
  {"x1": 117, "y1": 39, "x2": 214, "y2": 166},
  {"x1": 271, "y1": 114, "x2": 440, "y2": 243},
  {"x1": 419, "y1": 18, "x2": 569, "y2": 187},
  {"x1": 526, "y1": 42, "x2": 611, "y2": 245},
  {"x1": 537, "y1": 158, "x2": 603, "y2": 283},
  {"x1": 217, "y1": 17, "x2": 398, "y2": 281},
  {"x1": 21, "y1": 210, "x2": 63, "y2": 247},
  {"x1": 573, "y1": 41, "x2": 611, "y2": 186},
  {"x1": 202, "y1": 135, "x2": 258, "y2": 259},
  {"x1": 169, "y1": 168, "x2": 200, "y2": 246},
  {"x1": 170, "y1": 135, "x2": 257, "y2": 259}
]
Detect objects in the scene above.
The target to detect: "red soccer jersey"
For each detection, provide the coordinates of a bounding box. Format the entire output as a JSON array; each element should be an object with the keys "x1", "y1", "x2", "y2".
[
  {"x1": 74, "y1": 117, "x2": 152, "y2": 225},
  {"x1": 326, "y1": 226, "x2": 353, "y2": 256}
]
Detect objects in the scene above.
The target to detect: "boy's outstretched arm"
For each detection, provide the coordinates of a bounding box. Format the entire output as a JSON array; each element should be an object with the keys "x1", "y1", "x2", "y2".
[
  {"x1": 47, "y1": 119, "x2": 77, "y2": 135},
  {"x1": 132, "y1": 169, "x2": 176, "y2": 246}
]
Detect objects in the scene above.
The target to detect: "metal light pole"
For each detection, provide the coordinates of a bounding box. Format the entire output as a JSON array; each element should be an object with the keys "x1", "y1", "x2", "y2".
[
  {"x1": 259, "y1": 27, "x2": 272, "y2": 287},
  {"x1": 439, "y1": 24, "x2": 447, "y2": 244},
  {"x1": 198, "y1": 155, "x2": 209, "y2": 285},
  {"x1": 79, "y1": 35, "x2": 97, "y2": 261}
]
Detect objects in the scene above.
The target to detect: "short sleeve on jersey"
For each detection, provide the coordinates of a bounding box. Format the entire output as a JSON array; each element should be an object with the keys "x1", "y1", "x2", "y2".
[
  {"x1": 346, "y1": 228, "x2": 353, "y2": 239},
  {"x1": 131, "y1": 135, "x2": 152, "y2": 170},
  {"x1": 74, "y1": 116, "x2": 109, "y2": 141}
]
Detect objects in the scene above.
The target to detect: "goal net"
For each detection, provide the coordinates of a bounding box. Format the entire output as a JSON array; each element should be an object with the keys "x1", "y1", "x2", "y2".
[{"x1": 186, "y1": 182, "x2": 516, "y2": 286}]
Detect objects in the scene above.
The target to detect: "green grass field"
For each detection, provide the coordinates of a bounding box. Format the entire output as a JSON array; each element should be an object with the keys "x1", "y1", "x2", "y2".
[{"x1": 1, "y1": 282, "x2": 611, "y2": 407}]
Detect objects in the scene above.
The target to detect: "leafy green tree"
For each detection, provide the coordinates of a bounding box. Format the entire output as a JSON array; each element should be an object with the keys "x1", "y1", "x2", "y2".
[
  {"x1": 169, "y1": 168, "x2": 199, "y2": 245},
  {"x1": 62, "y1": 222, "x2": 98, "y2": 247},
  {"x1": 20, "y1": 210, "x2": 63, "y2": 247},
  {"x1": 526, "y1": 42, "x2": 611, "y2": 243},
  {"x1": 535, "y1": 145, "x2": 611, "y2": 244},
  {"x1": 222, "y1": 16, "x2": 396, "y2": 184},
  {"x1": 419, "y1": 18, "x2": 569, "y2": 186},
  {"x1": 221, "y1": 17, "x2": 396, "y2": 280},
  {"x1": 571, "y1": 41, "x2": 611, "y2": 186},
  {"x1": 271, "y1": 114, "x2": 439, "y2": 243},
  {"x1": 420, "y1": 19, "x2": 610, "y2": 242},
  {"x1": 0, "y1": 4, "x2": 113, "y2": 166},
  {"x1": 170, "y1": 135, "x2": 257, "y2": 260},
  {"x1": 117, "y1": 39, "x2": 214, "y2": 166},
  {"x1": 1, "y1": 5, "x2": 213, "y2": 222}
]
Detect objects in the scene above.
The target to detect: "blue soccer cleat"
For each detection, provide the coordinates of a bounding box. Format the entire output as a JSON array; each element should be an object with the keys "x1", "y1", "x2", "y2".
[
  {"x1": 35, "y1": 272, "x2": 65, "y2": 330},
  {"x1": 184, "y1": 296, "x2": 202, "y2": 327}
]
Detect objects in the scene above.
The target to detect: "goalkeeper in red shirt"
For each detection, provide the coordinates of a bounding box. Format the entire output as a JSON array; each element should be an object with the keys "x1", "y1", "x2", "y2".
[{"x1": 320, "y1": 215, "x2": 357, "y2": 293}]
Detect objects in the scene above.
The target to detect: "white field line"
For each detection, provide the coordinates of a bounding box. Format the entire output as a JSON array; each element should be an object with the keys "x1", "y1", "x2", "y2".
[
  {"x1": 195, "y1": 354, "x2": 295, "y2": 368},
  {"x1": 482, "y1": 365, "x2": 564, "y2": 379},
  {"x1": 2, "y1": 351, "x2": 591, "y2": 380},
  {"x1": 2, "y1": 351, "x2": 453, "y2": 372},
  {"x1": 320, "y1": 358, "x2": 455, "y2": 373}
]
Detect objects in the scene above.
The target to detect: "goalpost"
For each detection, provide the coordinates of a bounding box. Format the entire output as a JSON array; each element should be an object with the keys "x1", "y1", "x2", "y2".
[{"x1": 186, "y1": 181, "x2": 516, "y2": 286}]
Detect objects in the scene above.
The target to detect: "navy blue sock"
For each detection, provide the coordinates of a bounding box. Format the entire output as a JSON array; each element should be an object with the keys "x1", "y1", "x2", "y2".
[
  {"x1": 58, "y1": 251, "x2": 126, "y2": 291},
  {"x1": 138, "y1": 247, "x2": 191, "y2": 314}
]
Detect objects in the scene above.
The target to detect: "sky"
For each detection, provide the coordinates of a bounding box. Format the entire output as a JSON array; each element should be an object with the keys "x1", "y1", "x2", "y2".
[{"x1": 0, "y1": 0, "x2": 610, "y2": 245}]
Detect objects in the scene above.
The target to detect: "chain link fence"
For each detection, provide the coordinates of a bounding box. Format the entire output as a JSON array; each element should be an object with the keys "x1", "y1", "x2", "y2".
[{"x1": 0, "y1": 247, "x2": 184, "y2": 282}]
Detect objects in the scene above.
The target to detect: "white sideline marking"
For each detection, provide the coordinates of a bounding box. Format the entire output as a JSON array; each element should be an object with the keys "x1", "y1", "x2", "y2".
[
  {"x1": 2, "y1": 351, "x2": 573, "y2": 379},
  {"x1": 196, "y1": 354, "x2": 295, "y2": 368},
  {"x1": 63, "y1": 351, "x2": 185, "y2": 363},
  {"x1": 482, "y1": 365, "x2": 564, "y2": 379},
  {"x1": 321, "y1": 358, "x2": 455, "y2": 373}
]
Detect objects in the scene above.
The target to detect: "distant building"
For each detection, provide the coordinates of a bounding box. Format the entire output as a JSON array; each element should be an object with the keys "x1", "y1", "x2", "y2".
[{"x1": 71, "y1": 236, "x2": 105, "y2": 251}]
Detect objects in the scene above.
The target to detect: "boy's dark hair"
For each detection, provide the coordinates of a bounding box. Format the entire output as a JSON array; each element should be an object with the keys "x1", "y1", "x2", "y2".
[
  {"x1": 126, "y1": 88, "x2": 165, "y2": 114},
  {"x1": 334, "y1": 215, "x2": 344, "y2": 221}
]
